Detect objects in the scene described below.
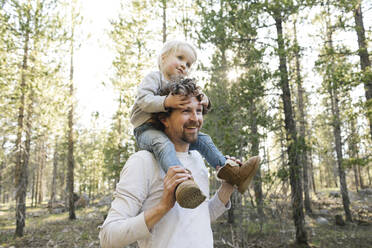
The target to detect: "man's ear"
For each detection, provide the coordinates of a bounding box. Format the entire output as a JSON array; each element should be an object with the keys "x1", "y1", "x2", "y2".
[{"x1": 160, "y1": 117, "x2": 169, "y2": 128}]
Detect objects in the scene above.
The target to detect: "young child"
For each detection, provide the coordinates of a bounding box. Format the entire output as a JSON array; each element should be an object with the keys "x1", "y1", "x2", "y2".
[{"x1": 130, "y1": 40, "x2": 260, "y2": 209}]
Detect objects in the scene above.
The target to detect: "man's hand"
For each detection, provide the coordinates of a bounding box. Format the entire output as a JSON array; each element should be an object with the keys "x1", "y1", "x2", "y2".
[
  {"x1": 159, "y1": 166, "x2": 191, "y2": 211},
  {"x1": 164, "y1": 94, "x2": 191, "y2": 109},
  {"x1": 144, "y1": 166, "x2": 190, "y2": 230}
]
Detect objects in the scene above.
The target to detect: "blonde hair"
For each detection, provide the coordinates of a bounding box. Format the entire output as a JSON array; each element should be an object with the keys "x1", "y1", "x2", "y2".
[{"x1": 158, "y1": 40, "x2": 197, "y2": 71}]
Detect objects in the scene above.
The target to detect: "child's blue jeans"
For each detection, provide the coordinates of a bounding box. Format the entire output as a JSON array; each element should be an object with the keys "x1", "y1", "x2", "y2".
[{"x1": 134, "y1": 122, "x2": 226, "y2": 172}]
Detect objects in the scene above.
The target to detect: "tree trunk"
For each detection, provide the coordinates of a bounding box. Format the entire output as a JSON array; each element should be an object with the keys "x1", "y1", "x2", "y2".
[
  {"x1": 274, "y1": 14, "x2": 307, "y2": 244},
  {"x1": 307, "y1": 128, "x2": 316, "y2": 193},
  {"x1": 352, "y1": 165, "x2": 359, "y2": 192},
  {"x1": 38, "y1": 142, "x2": 45, "y2": 204},
  {"x1": 227, "y1": 191, "x2": 238, "y2": 224},
  {"x1": 14, "y1": 19, "x2": 30, "y2": 237},
  {"x1": 293, "y1": 20, "x2": 312, "y2": 214},
  {"x1": 0, "y1": 161, "x2": 3, "y2": 203},
  {"x1": 357, "y1": 164, "x2": 364, "y2": 188},
  {"x1": 329, "y1": 88, "x2": 352, "y2": 222},
  {"x1": 249, "y1": 98, "x2": 265, "y2": 220},
  {"x1": 326, "y1": 19, "x2": 352, "y2": 222},
  {"x1": 354, "y1": 3, "x2": 372, "y2": 140},
  {"x1": 35, "y1": 161, "x2": 40, "y2": 206},
  {"x1": 349, "y1": 118, "x2": 360, "y2": 192},
  {"x1": 67, "y1": 18, "x2": 76, "y2": 219},
  {"x1": 0, "y1": 138, "x2": 5, "y2": 203},
  {"x1": 162, "y1": 0, "x2": 167, "y2": 43},
  {"x1": 31, "y1": 164, "x2": 36, "y2": 207},
  {"x1": 49, "y1": 140, "x2": 58, "y2": 205}
]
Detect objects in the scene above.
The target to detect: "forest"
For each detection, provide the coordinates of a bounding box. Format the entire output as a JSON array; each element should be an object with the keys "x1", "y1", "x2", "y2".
[{"x1": 0, "y1": 0, "x2": 371, "y2": 247}]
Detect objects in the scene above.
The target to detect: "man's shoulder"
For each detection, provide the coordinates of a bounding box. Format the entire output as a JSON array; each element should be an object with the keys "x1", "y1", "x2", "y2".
[
  {"x1": 125, "y1": 151, "x2": 161, "y2": 175},
  {"x1": 128, "y1": 150, "x2": 157, "y2": 165}
]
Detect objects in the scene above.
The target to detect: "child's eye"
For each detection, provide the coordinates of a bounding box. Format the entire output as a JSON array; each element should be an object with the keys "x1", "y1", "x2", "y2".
[
  {"x1": 177, "y1": 55, "x2": 183, "y2": 60},
  {"x1": 186, "y1": 63, "x2": 191, "y2": 68}
]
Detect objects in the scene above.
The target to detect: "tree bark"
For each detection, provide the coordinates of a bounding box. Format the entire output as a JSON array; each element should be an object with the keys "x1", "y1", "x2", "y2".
[
  {"x1": 293, "y1": 20, "x2": 312, "y2": 214},
  {"x1": 329, "y1": 88, "x2": 352, "y2": 222},
  {"x1": 326, "y1": 19, "x2": 352, "y2": 222},
  {"x1": 274, "y1": 14, "x2": 307, "y2": 244},
  {"x1": 49, "y1": 140, "x2": 58, "y2": 205},
  {"x1": 357, "y1": 164, "x2": 364, "y2": 188},
  {"x1": 67, "y1": 31, "x2": 76, "y2": 219},
  {"x1": 349, "y1": 118, "x2": 360, "y2": 191},
  {"x1": 354, "y1": 3, "x2": 372, "y2": 140},
  {"x1": 0, "y1": 139, "x2": 5, "y2": 203},
  {"x1": 31, "y1": 164, "x2": 36, "y2": 207},
  {"x1": 38, "y1": 142, "x2": 45, "y2": 204},
  {"x1": 14, "y1": 17, "x2": 30, "y2": 237},
  {"x1": 162, "y1": 0, "x2": 167, "y2": 43},
  {"x1": 250, "y1": 98, "x2": 265, "y2": 220}
]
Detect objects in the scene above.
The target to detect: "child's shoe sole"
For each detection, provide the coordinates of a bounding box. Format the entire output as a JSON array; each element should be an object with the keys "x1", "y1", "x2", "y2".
[
  {"x1": 237, "y1": 156, "x2": 261, "y2": 194},
  {"x1": 176, "y1": 180, "x2": 206, "y2": 209}
]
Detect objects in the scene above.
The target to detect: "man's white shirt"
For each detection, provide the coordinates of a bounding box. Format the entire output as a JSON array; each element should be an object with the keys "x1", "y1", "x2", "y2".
[{"x1": 99, "y1": 150, "x2": 230, "y2": 248}]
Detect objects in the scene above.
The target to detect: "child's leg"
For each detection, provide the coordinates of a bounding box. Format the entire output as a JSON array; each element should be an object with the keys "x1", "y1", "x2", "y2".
[
  {"x1": 134, "y1": 124, "x2": 182, "y2": 172},
  {"x1": 189, "y1": 132, "x2": 226, "y2": 169}
]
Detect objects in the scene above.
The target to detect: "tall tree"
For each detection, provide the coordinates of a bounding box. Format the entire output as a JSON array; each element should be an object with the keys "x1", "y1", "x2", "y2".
[
  {"x1": 291, "y1": 17, "x2": 312, "y2": 214},
  {"x1": 8, "y1": 0, "x2": 64, "y2": 236},
  {"x1": 67, "y1": 5, "x2": 76, "y2": 220},
  {"x1": 261, "y1": 0, "x2": 312, "y2": 243},
  {"x1": 161, "y1": 0, "x2": 167, "y2": 43},
  {"x1": 352, "y1": 1, "x2": 372, "y2": 140},
  {"x1": 315, "y1": 7, "x2": 353, "y2": 221},
  {"x1": 197, "y1": 0, "x2": 269, "y2": 226},
  {"x1": 49, "y1": 139, "x2": 58, "y2": 206},
  {"x1": 13, "y1": 1, "x2": 30, "y2": 236}
]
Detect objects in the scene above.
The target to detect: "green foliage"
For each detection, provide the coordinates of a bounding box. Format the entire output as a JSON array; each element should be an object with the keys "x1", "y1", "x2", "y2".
[{"x1": 197, "y1": 0, "x2": 272, "y2": 159}]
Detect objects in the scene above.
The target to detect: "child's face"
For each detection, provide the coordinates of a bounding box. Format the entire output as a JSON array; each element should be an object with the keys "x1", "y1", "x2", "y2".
[{"x1": 161, "y1": 46, "x2": 195, "y2": 81}]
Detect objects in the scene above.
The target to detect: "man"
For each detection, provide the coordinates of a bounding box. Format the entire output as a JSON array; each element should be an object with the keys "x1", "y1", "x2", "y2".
[{"x1": 99, "y1": 79, "x2": 254, "y2": 248}]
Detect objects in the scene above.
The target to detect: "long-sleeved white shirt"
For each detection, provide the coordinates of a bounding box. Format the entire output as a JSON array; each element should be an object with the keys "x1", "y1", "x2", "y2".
[{"x1": 99, "y1": 150, "x2": 230, "y2": 248}]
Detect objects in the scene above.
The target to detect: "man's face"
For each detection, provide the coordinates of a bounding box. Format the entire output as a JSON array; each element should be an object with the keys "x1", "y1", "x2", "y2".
[{"x1": 162, "y1": 96, "x2": 203, "y2": 145}]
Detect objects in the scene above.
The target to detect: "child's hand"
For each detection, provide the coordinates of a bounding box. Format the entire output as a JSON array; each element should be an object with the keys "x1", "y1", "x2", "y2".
[{"x1": 164, "y1": 94, "x2": 191, "y2": 109}]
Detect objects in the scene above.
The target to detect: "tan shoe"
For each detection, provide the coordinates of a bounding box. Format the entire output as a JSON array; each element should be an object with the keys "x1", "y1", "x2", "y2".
[
  {"x1": 216, "y1": 156, "x2": 261, "y2": 194},
  {"x1": 175, "y1": 179, "x2": 206, "y2": 209}
]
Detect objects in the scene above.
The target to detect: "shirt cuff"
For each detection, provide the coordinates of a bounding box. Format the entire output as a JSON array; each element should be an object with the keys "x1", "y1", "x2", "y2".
[{"x1": 208, "y1": 193, "x2": 231, "y2": 222}]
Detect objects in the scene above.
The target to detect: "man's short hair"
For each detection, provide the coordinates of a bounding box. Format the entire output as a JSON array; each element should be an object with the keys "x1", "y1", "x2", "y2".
[{"x1": 151, "y1": 78, "x2": 210, "y2": 130}]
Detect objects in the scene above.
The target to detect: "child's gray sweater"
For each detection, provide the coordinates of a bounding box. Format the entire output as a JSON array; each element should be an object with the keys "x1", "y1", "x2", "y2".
[{"x1": 130, "y1": 71, "x2": 169, "y2": 128}]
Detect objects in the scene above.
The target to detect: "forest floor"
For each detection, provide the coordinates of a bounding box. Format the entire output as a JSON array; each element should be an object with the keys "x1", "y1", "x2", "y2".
[{"x1": 0, "y1": 188, "x2": 371, "y2": 248}]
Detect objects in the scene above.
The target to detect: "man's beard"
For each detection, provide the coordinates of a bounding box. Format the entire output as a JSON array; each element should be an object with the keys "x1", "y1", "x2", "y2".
[
  {"x1": 181, "y1": 131, "x2": 198, "y2": 144},
  {"x1": 181, "y1": 121, "x2": 200, "y2": 144}
]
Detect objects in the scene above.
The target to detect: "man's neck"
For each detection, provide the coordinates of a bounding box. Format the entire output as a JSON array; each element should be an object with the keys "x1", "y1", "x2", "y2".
[{"x1": 173, "y1": 143, "x2": 190, "y2": 153}]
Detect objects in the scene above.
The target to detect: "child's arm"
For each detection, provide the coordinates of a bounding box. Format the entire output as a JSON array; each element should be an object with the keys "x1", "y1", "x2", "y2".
[
  {"x1": 136, "y1": 72, "x2": 191, "y2": 113},
  {"x1": 164, "y1": 94, "x2": 191, "y2": 109},
  {"x1": 136, "y1": 72, "x2": 168, "y2": 113}
]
